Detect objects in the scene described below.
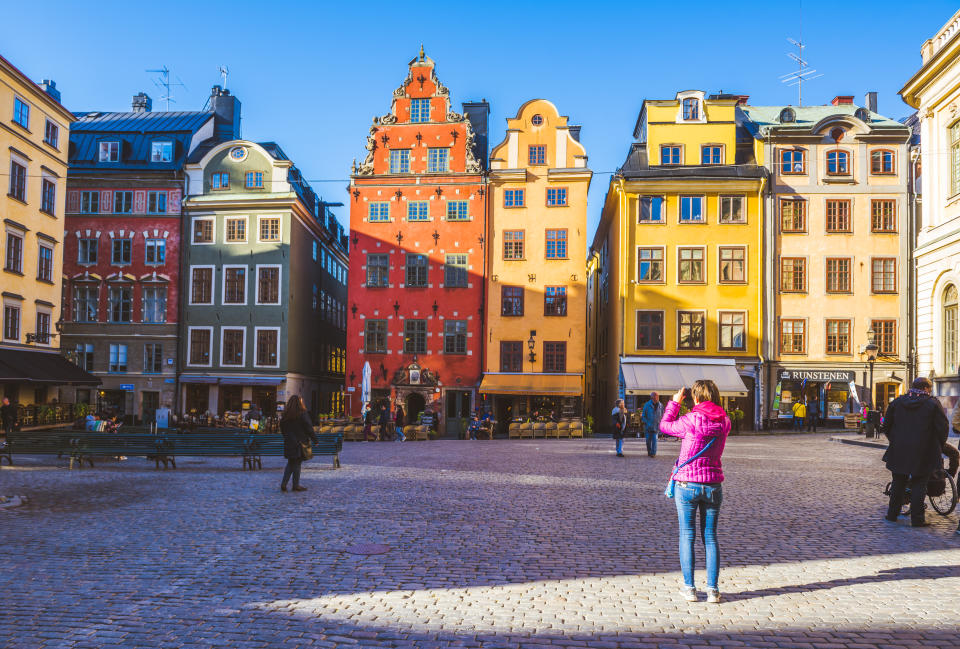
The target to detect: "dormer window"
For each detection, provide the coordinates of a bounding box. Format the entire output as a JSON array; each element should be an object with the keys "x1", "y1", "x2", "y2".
[
  {"x1": 826, "y1": 150, "x2": 849, "y2": 175},
  {"x1": 779, "y1": 107, "x2": 796, "y2": 123},
  {"x1": 151, "y1": 142, "x2": 173, "y2": 163},
  {"x1": 701, "y1": 145, "x2": 722, "y2": 165},
  {"x1": 682, "y1": 98, "x2": 699, "y2": 121},
  {"x1": 855, "y1": 107, "x2": 871, "y2": 123},
  {"x1": 99, "y1": 141, "x2": 120, "y2": 162}
]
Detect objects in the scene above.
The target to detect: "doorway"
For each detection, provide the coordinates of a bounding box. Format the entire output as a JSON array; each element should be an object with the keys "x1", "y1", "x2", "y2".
[
  {"x1": 445, "y1": 390, "x2": 471, "y2": 437},
  {"x1": 405, "y1": 392, "x2": 426, "y2": 425},
  {"x1": 185, "y1": 384, "x2": 209, "y2": 415},
  {"x1": 876, "y1": 383, "x2": 899, "y2": 411},
  {"x1": 252, "y1": 387, "x2": 277, "y2": 417},
  {"x1": 218, "y1": 385, "x2": 243, "y2": 415},
  {"x1": 141, "y1": 391, "x2": 160, "y2": 424}
]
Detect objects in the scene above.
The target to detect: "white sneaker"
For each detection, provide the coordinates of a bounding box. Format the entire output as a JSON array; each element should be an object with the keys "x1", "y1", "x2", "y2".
[
  {"x1": 680, "y1": 586, "x2": 697, "y2": 602},
  {"x1": 706, "y1": 588, "x2": 721, "y2": 603}
]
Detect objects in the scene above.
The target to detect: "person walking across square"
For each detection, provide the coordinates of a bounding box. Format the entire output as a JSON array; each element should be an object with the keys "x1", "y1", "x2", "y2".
[
  {"x1": 642, "y1": 392, "x2": 664, "y2": 457},
  {"x1": 791, "y1": 399, "x2": 806, "y2": 431},
  {"x1": 0, "y1": 397, "x2": 15, "y2": 447},
  {"x1": 611, "y1": 399, "x2": 627, "y2": 457}
]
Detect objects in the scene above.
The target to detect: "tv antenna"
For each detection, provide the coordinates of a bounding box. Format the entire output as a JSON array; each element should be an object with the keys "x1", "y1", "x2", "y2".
[
  {"x1": 146, "y1": 66, "x2": 187, "y2": 111},
  {"x1": 218, "y1": 65, "x2": 230, "y2": 89}
]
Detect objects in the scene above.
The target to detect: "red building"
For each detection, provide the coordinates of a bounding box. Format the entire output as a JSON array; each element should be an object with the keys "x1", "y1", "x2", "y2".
[{"x1": 346, "y1": 50, "x2": 489, "y2": 435}]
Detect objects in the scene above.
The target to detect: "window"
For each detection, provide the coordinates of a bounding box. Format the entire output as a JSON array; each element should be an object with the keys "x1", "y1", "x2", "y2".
[
  {"x1": 443, "y1": 320, "x2": 467, "y2": 354},
  {"x1": 528, "y1": 145, "x2": 546, "y2": 165},
  {"x1": 701, "y1": 145, "x2": 722, "y2": 165},
  {"x1": 222, "y1": 328, "x2": 245, "y2": 366},
  {"x1": 13, "y1": 97, "x2": 29, "y2": 128},
  {"x1": 682, "y1": 97, "x2": 699, "y2": 120},
  {"x1": 148, "y1": 141, "x2": 172, "y2": 162},
  {"x1": 545, "y1": 229, "x2": 567, "y2": 259},
  {"x1": 444, "y1": 254, "x2": 468, "y2": 287},
  {"x1": 41, "y1": 179, "x2": 56, "y2": 214},
  {"x1": 872, "y1": 319, "x2": 897, "y2": 355},
  {"x1": 403, "y1": 319, "x2": 427, "y2": 354},
  {"x1": 312, "y1": 240, "x2": 318, "y2": 261},
  {"x1": 504, "y1": 189, "x2": 525, "y2": 207},
  {"x1": 240, "y1": 171, "x2": 263, "y2": 189},
  {"x1": 677, "y1": 311, "x2": 705, "y2": 350},
  {"x1": 113, "y1": 191, "x2": 133, "y2": 213},
  {"x1": 871, "y1": 200, "x2": 897, "y2": 233},
  {"x1": 44, "y1": 120, "x2": 59, "y2": 148},
  {"x1": 780, "y1": 199, "x2": 806, "y2": 232},
  {"x1": 257, "y1": 267, "x2": 280, "y2": 304},
  {"x1": 72, "y1": 285, "x2": 98, "y2": 322},
  {"x1": 108, "y1": 344, "x2": 128, "y2": 372},
  {"x1": 99, "y1": 141, "x2": 120, "y2": 162},
  {"x1": 944, "y1": 285, "x2": 958, "y2": 374},
  {"x1": 719, "y1": 311, "x2": 746, "y2": 351},
  {"x1": 8, "y1": 161, "x2": 26, "y2": 201},
  {"x1": 501, "y1": 286, "x2": 524, "y2": 316},
  {"x1": 446, "y1": 201, "x2": 468, "y2": 220},
  {"x1": 367, "y1": 253, "x2": 389, "y2": 287},
  {"x1": 108, "y1": 286, "x2": 132, "y2": 322},
  {"x1": 546, "y1": 188, "x2": 567, "y2": 206},
  {"x1": 503, "y1": 230, "x2": 524, "y2": 260},
  {"x1": 952, "y1": 122, "x2": 960, "y2": 196},
  {"x1": 193, "y1": 218, "x2": 214, "y2": 244},
  {"x1": 407, "y1": 201, "x2": 428, "y2": 221},
  {"x1": 259, "y1": 217, "x2": 281, "y2": 242},
  {"x1": 780, "y1": 149, "x2": 806, "y2": 174},
  {"x1": 191, "y1": 267, "x2": 213, "y2": 304},
  {"x1": 142, "y1": 286, "x2": 167, "y2": 323},
  {"x1": 638, "y1": 196, "x2": 664, "y2": 223},
  {"x1": 145, "y1": 239, "x2": 166, "y2": 265},
  {"x1": 188, "y1": 328, "x2": 212, "y2": 365},
  {"x1": 825, "y1": 200, "x2": 851, "y2": 232},
  {"x1": 75, "y1": 343, "x2": 94, "y2": 370},
  {"x1": 369, "y1": 202, "x2": 389, "y2": 222},
  {"x1": 871, "y1": 258, "x2": 897, "y2": 293},
  {"x1": 78, "y1": 238, "x2": 97, "y2": 264},
  {"x1": 3, "y1": 304, "x2": 20, "y2": 341},
  {"x1": 256, "y1": 329, "x2": 279, "y2": 366},
  {"x1": 661, "y1": 145, "x2": 681, "y2": 165},
  {"x1": 826, "y1": 319, "x2": 851, "y2": 354},
  {"x1": 719, "y1": 247, "x2": 745, "y2": 283},
  {"x1": 543, "y1": 342, "x2": 566, "y2": 373},
  {"x1": 500, "y1": 341, "x2": 523, "y2": 372},
  {"x1": 389, "y1": 149, "x2": 410, "y2": 174},
  {"x1": 143, "y1": 343, "x2": 162, "y2": 373},
  {"x1": 405, "y1": 254, "x2": 428, "y2": 287},
  {"x1": 871, "y1": 150, "x2": 895, "y2": 175},
  {"x1": 825, "y1": 257, "x2": 852, "y2": 293},
  {"x1": 80, "y1": 191, "x2": 99, "y2": 214},
  {"x1": 211, "y1": 172, "x2": 229, "y2": 189},
  {"x1": 719, "y1": 196, "x2": 744, "y2": 223},
  {"x1": 225, "y1": 217, "x2": 247, "y2": 242},
  {"x1": 147, "y1": 191, "x2": 167, "y2": 214},
  {"x1": 679, "y1": 196, "x2": 703, "y2": 222},
  {"x1": 111, "y1": 239, "x2": 131, "y2": 265},
  {"x1": 427, "y1": 148, "x2": 449, "y2": 173},
  {"x1": 826, "y1": 150, "x2": 849, "y2": 175},
  {"x1": 224, "y1": 267, "x2": 247, "y2": 304},
  {"x1": 37, "y1": 245, "x2": 53, "y2": 282},
  {"x1": 780, "y1": 319, "x2": 806, "y2": 354},
  {"x1": 544, "y1": 286, "x2": 567, "y2": 316},
  {"x1": 410, "y1": 98, "x2": 430, "y2": 123},
  {"x1": 780, "y1": 257, "x2": 806, "y2": 292},
  {"x1": 364, "y1": 320, "x2": 387, "y2": 353},
  {"x1": 636, "y1": 311, "x2": 664, "y2": 350},
  {"x1": 4, "y1": 232, "x2": 23, "y2": 273},
  {"x1": 32, "y1": 312, "x2": 49, "y2": 344},
  {"x1": 637, "y1": 247, "x2": 664, "y2": 282},
  {"x1": 678, "y1": 247, "x2": 704, "y2": 283}
]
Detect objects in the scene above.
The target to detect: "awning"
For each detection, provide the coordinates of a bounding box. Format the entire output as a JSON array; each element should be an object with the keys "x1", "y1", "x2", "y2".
[
  {"x1": 178, "y1": 375, "x2": 285, "y2": 386},
  {"x1": 479, "y1": 373, "x2": 583, "y2": 396},
  {"x1": 0, "y1": 348, "x2": 100, "y2": 386},
  {"x1": 620, "y1": 358, "x2": 748, "y2": 397}
]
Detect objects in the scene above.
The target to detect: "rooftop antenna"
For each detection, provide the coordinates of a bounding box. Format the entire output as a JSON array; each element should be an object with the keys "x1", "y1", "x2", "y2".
[
  {"x1": 146, "y1": 66, "x2": 187, "y2": 111},
  {"x1": 218, "y1": 65, "x2": 230, "y2": 90},
  {"x1": 779, "y1": 4, "x2": 822, "y2": 105}
]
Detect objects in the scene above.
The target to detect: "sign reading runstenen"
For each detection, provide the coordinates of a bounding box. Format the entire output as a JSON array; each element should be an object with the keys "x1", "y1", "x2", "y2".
[{"x1": 779, "y1": 369, "x2": 856, "y2": 383}]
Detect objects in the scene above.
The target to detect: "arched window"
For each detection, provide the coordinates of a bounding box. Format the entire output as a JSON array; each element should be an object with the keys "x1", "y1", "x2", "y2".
[
  {"x1": 682, "y1": 98, "x2": 699, "y2": 121},
  {"x1": 945, "y1": 284, "x2": 958, "y2": 374},
  {"x1": 827, "y1": 150, "x2": 849, "y2": 175},
  {"x1": 871, "y1": 149, "x2": 895, "y2": 175},
  {"x1": 950, "y1": 121, "x2": 960, "y2": 195}
]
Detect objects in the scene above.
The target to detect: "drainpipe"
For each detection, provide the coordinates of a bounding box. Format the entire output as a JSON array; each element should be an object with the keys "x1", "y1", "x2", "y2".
[
  {"x1": 757, "y1": 169, "x2": 768, "y2": 431},
  {"x1": 174, "y1": 169, "x2": 188, "y2": 419},
  {"x1": 618, "y1": 177, "x2": 627, "y2": 399},
  {"x1": 479, "y1": 173, "x2": 488, "y2": 411}
]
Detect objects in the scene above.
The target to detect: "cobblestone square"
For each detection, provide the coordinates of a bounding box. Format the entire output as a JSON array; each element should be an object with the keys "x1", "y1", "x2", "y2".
[{"x1": 2, "y1": 435, "x2": 959, "y2": 648}]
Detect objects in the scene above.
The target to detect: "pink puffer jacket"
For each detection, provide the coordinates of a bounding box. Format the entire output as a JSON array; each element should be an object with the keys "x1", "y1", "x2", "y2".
[{"x1": 659, "y1": 400, "x2": 730, "y2": 483}]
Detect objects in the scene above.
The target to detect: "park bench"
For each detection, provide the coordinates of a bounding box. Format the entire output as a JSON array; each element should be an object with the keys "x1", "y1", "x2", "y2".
[
  {"x1": 1, "y1": 431, "x2": 75, "y2": 466},
  {"x1": 161, "y1": 433, "x2": 254, "y2": 470},
  {"x1": 245, "y1": 433, "x2": 343, "y2": 469},
  {"x1": 71, "y1": 433, "x2": 170, "y2": 469}
]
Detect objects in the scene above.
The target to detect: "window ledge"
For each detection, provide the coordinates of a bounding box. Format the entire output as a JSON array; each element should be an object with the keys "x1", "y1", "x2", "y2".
[
  {"x1": 6, "y1": 194, "x2": 27, "y2": 205},
  {"x1": 3, "y1": 268, "x2": 24, "y2": 277},
  {"x1": 11, "y1": 121, "x2": 30, "y2": 133},
  {"x1": 36, "y1": 278, "x2": 54, "y2": 285},
  {"x1": 823, "y1": 176, "x2": 856, "y2": 184}
]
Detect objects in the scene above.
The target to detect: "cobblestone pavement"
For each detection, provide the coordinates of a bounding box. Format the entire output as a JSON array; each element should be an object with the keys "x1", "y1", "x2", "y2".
[{"x1": 2, "y1": 435, "x2": 959, "y2": 648}]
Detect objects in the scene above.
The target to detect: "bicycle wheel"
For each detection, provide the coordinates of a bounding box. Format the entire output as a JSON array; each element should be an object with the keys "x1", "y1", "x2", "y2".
[
  {"x1": 929, "y1": 473, "x2": 958, "y2": 515},
  {"x1": 884, "y1": 481, "x2": 911, "y2": 516}
]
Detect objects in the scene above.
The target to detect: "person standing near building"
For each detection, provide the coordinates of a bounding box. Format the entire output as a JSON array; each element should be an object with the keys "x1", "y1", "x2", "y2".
[
  {"x1": 791, "y1": 399, "x2": 806, "y2": 431},
  {"x1": 612, "y1": 399, "x2": 627, "y2": 457},
  {"x1": 279, "y1": 395, "x2": 318, "y2": 493},
  {"x1": 394, "y1": 402, "x2": 406, "y2": 442},
  {"x1": 378, "y1": 402, "x2": 392, "y2": 441},
  {"x1": 882, "y1": 377, "x2": 949, "y2": 527},
  {"x1": 0, "y1": 397, "x2": 16, "y2": 446},
  {"x1": 642, "y1": 392, "x2": 664, "y2": 457},
  {"x1": 806, "y1": 396, "x2": 820, "y2": 432}
]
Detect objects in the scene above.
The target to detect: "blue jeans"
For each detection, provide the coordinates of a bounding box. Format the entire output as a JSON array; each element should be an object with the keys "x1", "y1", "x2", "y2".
[
  {"x1": 615, "y1": 438, "x2": 623, "y2": 454},
  {"x1": 792, "y1": 416, "x2": 802, "y2": 430},
  {"x1": 281, "y1": 459, "x2": 302, "y2": 489},
  {"x1": 395, "y1": 426, "x2": 405, "y2": 441},
  {"x1": 646, "y1": 429, "x2": 658, "y2": 456},
  {"x1": 674, "y1": 482, "x2": 723, "y2": 589}
]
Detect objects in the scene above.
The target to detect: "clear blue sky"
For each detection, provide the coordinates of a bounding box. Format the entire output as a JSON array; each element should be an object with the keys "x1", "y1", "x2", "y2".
[{"x1": 3, "y1": 0, "x2": 955, "y2": 236}]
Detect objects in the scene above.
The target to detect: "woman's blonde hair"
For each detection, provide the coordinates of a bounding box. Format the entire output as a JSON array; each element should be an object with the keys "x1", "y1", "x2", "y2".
[{"x1": 691, "y1": 380, "x2": 721, "y2": 406}]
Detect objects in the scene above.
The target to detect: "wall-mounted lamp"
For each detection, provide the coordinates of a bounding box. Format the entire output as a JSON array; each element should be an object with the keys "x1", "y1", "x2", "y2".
[{"x1": 527, "y1": 330, "x2": 537, "y2": 363}]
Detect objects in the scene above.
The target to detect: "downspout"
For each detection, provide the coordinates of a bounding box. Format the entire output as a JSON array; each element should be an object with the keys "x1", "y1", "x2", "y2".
[
  {"x1": 174, "y1": 169, "x2": 188, "y2": 418},
  {"x1": 618, "y1": 176, "x2": 627, "y2": 399},
  {"x1": 757, "y1": 168, "x2": 767, "y2": 431},
  {"x1": 480, "y1": 172, "x2": 488, "y2": 408},
  {"x1": 908, "y1": 147, "x2": 917, "y2": 383}
]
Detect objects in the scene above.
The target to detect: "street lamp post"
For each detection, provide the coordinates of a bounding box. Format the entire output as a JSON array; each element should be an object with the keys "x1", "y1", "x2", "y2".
[{"x1": 864, "y1": 327, "x2": 879, "y2": 438}]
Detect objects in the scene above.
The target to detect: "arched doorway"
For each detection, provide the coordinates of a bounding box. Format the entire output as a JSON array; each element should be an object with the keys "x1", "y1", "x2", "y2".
[{"x1": 406, "y1": 392, "x2": 425, "y2": 424}]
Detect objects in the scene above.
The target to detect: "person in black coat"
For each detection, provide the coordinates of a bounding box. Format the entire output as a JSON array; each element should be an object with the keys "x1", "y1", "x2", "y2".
[
  {"x1": 882, "y1": 377, "x2": 949, "y2": 526},
  {"x1": 279, "y1": 395, "x2": 317, "y2": 493},
  {"x1": 611, "y1": 399, "x2": 627, "y2": 457}
]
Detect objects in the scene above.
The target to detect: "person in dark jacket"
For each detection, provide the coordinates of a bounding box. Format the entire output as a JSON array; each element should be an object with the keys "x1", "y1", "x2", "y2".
[
  {"x1": 806, "y1": 396, "x2": 820, "y2": 432},
  {"x1": 378, "y1": 402, "x2": 392, "y2": 441},
  {"x1": 1, "y1": 397, "x2": 16, "y2": 445},
  {"x1": 882, "y1": 377, "x2": 949, "y2": 526},
  {"x1": 611, "y1": 399, "x2": 627, "y2": 457},
  {"x1": 394, "y1": 402, "x2": 406, "y2": 442},
  {"x1": 279, "y1": 395, "x2": 317, "y2": 493}
]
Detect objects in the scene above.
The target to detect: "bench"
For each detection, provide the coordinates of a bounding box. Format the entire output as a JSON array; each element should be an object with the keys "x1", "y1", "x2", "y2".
[
  {"x1": 162, "y1": 433, "x2": 254, "y2": 469},
  {"x1": 2, "y1": 431, "x2": 75, "y2": 466},
  {"x1": 245, "y1": 433, "x2": 343, "y2": 469},
  {"x1": 71, "y1": 433, "x2": 170, "y2": 469}
]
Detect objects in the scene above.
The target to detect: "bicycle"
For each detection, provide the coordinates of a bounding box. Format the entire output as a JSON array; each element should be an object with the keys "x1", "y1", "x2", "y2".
[{"x1": 883, "y1": 464, "x2": 958, "y2": 517}]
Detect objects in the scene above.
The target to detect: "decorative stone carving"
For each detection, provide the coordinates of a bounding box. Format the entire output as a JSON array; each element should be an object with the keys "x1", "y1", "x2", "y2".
[
  {"x1": 463, "y1": 122, "x2": 481, "y2": 173},
  {"x1": 357, "y1": 126, "x2": 378, "y2": 176},
  {"x1": 446, "y1": 110, "x2": 465, "y2": 122},
  {"x1": 374, "y1": 113, "x2": 397, "y2": 125}
]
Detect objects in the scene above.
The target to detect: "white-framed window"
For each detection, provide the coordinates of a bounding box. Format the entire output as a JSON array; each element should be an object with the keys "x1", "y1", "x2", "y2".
[
  {"x1": 369, "y1": 202, "x2": 389, "y2": 222},
  {"x1": 428, "y1": 148, "x2": 449, "y2": 173},
  {"x1": 638, "y1": 196, "x2": 664, "y2": 223},
  {"x1": 222, "y1": 265, "x2": 247, "y2": 305},
  {"x1": 245, "y1": 171, "x2": 264, "y2": 189},
  {"x1": 8, "y1": 159, "x2": 26, "y2": 202},
  {"x1": 719, "y1": 195, "x2": 745, "y2": 223},
  {"x1": 5, "y1": 229, "x2": 24, "y2": 273},
  {"x1": 679, "y1": 196, "x2": 704, "y2": 223},
  {"x1": 44, "y1": 119, "x2": 59, "y2": 148},
  {"x1": 145, "y1": 238, "x2": 166, "y2": 265},
  {"x1": 99, "y1": 141, "x2": 120, "y2": 162},
  {"x1": 2, "y1": 301, "x2": 21, "y2": 342},
  {"x1": 410, "y1": 98, "x2": 430, "y2": 123},
  {"x1": 211, "y1": 172, "x2": 230, "y2": 189},
  {"x1": 701, "y1": 145, "x2": 722, "y2": 165},
  {"x1": 143, "y1": 343, "x2": 163, "y2": 374},
  {"x1": 40, "y1": 177, "x2": 56, "y2": 214},
  {"x1": 78, "y1": 238, "x2": 98, "y2": 264},
  {"x1": 151, "y1": 141, "x2": 173, "y2": 163},
  {"x1": 660, "y1": 145, "x2": 682, "y2": 165},
  {"x1": 447, "y1": 201, "x2": 469, "y2": 221},
  {"x1": 682, "y1": 97, "x2": 699, "y2": 121},
  {"x1": 189, "y1": 266, "x2": 215, "y2": 305},
  {"x1": 142, "y1": 285, "x2": 167, "y2": 323},
  {"x1": 407, "y1": 201, "x2": 428, "y2": 221},
  {"x1": 254, "y1": 326, "x2": 281, "y2": 368},
  {"x1": 108, "y1": 343, "x2": 128, "y2": 372},
  {"x1": 72, "y1": 284, "x2": 99, "y2": 322},
  {"x1": 187, "y1": 326, "x2": 213, "y2": 367},
  {"x1": 255, "y1": 265, "x2": 281, "y2": 305},
  {"x1": 147, "y1": 191, "x2": 167, "y2": 214},
  {"x1": 718, "y1": 310, "x2": 747, "y2": 351},
  {"x1": 13, "y1": 97, "x2": 29, "y2": 129},
  {"x1": 192, "y1": 217, "x2": 214, "y2": 244},
  {"x1": 220, "y1": 326, "x2": 246, "y2": 367},
  {"x1": 37, "y1": 244, "x2": 54, "y2": 282},
  {"x1": 257, "y1": 216, "x2": 281, "y2": 242},
  {"x1": 389, "y1": 149, "x2": 410, "y2": 174},
  {"x1": 33, "y1": 312, "x2": 52, "y2": 345},
  {"x1": 224, "y1": 216, "x2": 247, "y2": 243},
  {"x1": 108, "y1": 284, "x2": 133, "y2": 322}
]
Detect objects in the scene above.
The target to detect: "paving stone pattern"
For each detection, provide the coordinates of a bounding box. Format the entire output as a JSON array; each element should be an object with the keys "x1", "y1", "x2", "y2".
[{"x1": 2, "y1": 435, "x2": 959, "y2": 648}]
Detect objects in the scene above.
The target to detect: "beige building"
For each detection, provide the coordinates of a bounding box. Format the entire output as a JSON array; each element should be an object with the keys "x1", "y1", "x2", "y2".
[{"x1": 482, "y1": 99, "x2": 590, "y2": 428}]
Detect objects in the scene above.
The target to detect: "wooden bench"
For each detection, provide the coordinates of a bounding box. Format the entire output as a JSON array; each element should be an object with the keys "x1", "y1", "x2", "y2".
[
  {"x1": 245, "y1": 433, "x2": 343, "y2": 469},
  {"x1": 71, "y1": 433, "x2": 170, "y2": 469},
  {"x1": 2, "y1": 431, "x2": 75, "y2": 467},
  {"x1": 161, "y1": 433, "x2": 254, "y2": 469}
]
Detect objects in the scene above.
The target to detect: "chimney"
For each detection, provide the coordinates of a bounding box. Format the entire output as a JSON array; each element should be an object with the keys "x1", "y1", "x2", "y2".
[
  {"x1": 462, "y1": 99, "x2": 490, "y2": 170},
  {"x1": 209, "y1": 85, "x2": 242, "y2": 141},
  {"x1": 864, "y1": 91, "x2": 878, "y2": 114},
  {"x1": 132, "y1": 92, "x2": 152, "y2": 113},
  {"x1": 569, "y1": 125, "x2": 582, "y2": 142},
  {"x1": 831, "y1": 95, "x2": 854, "y2": 106},
  {"x1": 736, "y1": 95, "x2": 750, "y2": 106},
  {"x1": 39, "y1": 79, "x2": 60, "y2": 103}
]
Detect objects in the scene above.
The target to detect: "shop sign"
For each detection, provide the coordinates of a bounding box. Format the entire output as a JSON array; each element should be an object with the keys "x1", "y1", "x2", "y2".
[
  {"x1": 778, "y1": 369, "x2": 856, "y2": 383},
  {"x1": 119, "y1": 384, "x2": 135, "y2": 391}
]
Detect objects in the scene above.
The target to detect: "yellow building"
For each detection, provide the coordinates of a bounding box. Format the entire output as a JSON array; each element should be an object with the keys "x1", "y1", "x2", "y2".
[
  {"x1": 590, "y1": 91, "x2": 765, "y2": 428},
  {"x1": 481, "y1": 99, "x2": 591, "y2": 427},
  {"x1": 1, "y1": 55, "x2": 95, "y2": 412}
]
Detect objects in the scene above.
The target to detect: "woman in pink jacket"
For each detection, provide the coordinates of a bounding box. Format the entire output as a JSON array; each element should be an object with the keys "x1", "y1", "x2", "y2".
[{"x1": 659, "y1": 379, "x2": 731, "y2": 604}]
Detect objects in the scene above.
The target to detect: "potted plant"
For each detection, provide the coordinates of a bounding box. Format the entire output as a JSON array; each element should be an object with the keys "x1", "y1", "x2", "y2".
[
  {"x1": 728, "y1": 407, "x2": 745, "y2": 434},
  {"x1": 584, "y1": 414, "x2": 594, "y2": 437}
]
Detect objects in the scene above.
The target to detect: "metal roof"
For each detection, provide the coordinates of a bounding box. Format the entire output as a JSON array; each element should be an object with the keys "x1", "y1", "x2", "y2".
[
  {"x1": 72, "y1": 110, "x2": 213, "y2": 133},
  {"x1": 739, "y1": 105, "x2": 906, "y2": 131},
  {"x1": 618, "y1": 143, "x2": 766, "y2": 179}
]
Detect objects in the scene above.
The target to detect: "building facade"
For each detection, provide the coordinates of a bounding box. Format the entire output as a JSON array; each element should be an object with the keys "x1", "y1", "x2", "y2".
[
  {"x1": 1, "y1": 54, "x2": 97, "y2": 407},
  {"x1": 61, "y1": 87, "x2": 239, "y2": 421},
  {"x1": 345, "y1": 50, "x2": 488, "y2": 435},
  {"x1": 181, "y1": 140, "x2": 347, "y2": 418},
  {"x1": 482, "y1": 99, "x2": 590, "y2": 429},
  {"x1": 901, "y1": 8, "x2": 960, "y2": 420}
]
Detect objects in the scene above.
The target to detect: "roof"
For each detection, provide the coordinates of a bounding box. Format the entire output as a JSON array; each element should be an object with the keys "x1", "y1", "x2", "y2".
[
  {"x1": 618, "y1": 142, "x2": 766, "y2": 179},
  {"x1": 72, "y1": 110, "x2": 213, "y2": 133},
  {"x1": 740, "y1": 105, "x2": 906, "y2": 131},
  {"x1": 0, "y1": 348, "x2": 100, "y2": 386}
]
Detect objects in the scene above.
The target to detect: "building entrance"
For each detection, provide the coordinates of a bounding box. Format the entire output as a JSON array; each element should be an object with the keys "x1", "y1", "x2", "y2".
[
  {"x1": 405, "y1": 392, "x2": 426, "y2": 425},
  {"x1": 445, "y1": 390, "x2": 471, "y2": 437}
]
